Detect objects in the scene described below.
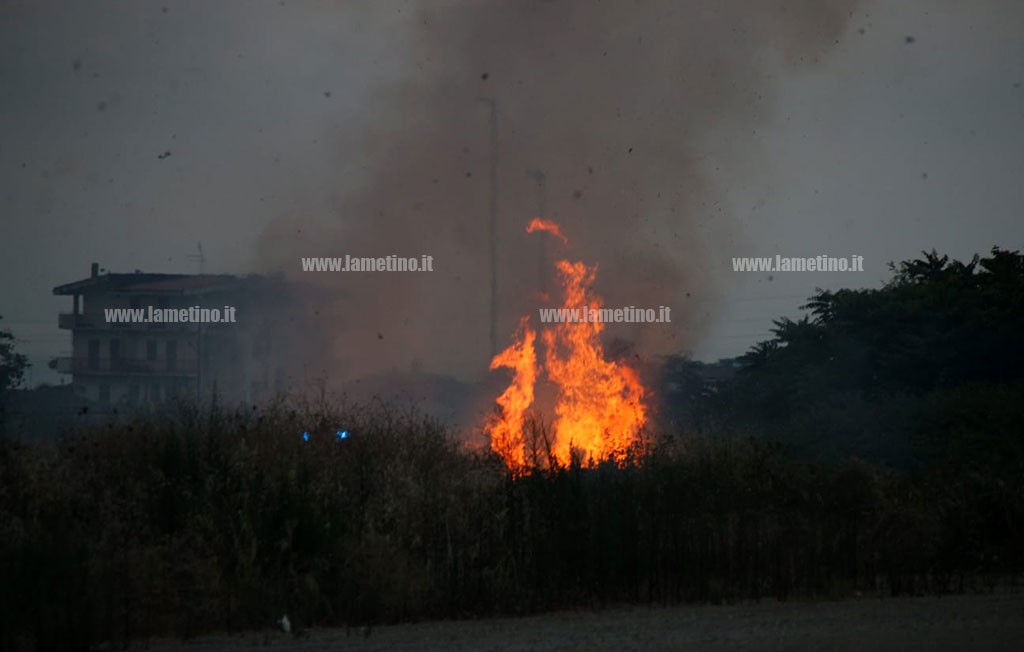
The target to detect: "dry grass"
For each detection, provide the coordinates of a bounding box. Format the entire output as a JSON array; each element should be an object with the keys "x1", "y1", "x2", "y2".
[{"x1": 1, "y1": 398, "x2": 1021, "y2": 651}]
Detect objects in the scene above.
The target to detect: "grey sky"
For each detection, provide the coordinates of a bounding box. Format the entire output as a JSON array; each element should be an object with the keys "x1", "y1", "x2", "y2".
[
  {"x1": 1, "y1": 0, "x2": 1022, "y2": 386},
  {"x1": 697, "y1": 0, "x2": 1024, "y2": 357}
]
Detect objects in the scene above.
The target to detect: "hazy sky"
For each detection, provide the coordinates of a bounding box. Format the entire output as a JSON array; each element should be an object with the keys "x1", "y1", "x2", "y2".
[{"x1": 2, "y1": 0, "x2": 1022, "y2": 387}]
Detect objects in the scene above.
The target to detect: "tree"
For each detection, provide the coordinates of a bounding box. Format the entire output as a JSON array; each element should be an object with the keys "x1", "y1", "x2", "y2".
[
  {"x1": 706, "y1": 248, "x2": 1024, "y2": 467},
  {"x1": 0, "y1": 315, "x2": 30, "y2": 426}
]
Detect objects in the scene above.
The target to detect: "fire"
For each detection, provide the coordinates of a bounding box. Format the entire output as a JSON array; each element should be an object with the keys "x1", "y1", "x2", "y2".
[
  {"x1": 525, "y1": 217, "x2": 568, "y2": 244},
  {"x1": 484, "y1": 220, "x2": 647, "y2": 470},
  {"x1": 543, "y1": 260, "x2": 647, "y2": 465},
  {"x1": 484, "y1": 316, "x2": 537, "y2": 470}
]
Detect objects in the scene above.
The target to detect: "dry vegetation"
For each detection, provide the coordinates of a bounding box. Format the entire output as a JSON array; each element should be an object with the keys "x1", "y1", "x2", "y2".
[{"x1": 1, "y1": 399, "x2": 1021, "y2": 651}]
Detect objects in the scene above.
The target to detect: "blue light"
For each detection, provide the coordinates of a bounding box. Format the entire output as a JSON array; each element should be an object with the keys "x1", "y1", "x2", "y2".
[
  {"x1": 336, "y1": 430, "x2": 349, "y2": 440},
  {"x1": 302, "y1": 431, "x2": 309, "y2": 442}
]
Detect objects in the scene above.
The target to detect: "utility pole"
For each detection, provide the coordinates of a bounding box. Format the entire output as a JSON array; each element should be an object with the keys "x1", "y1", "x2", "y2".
[
  {"x1": 196, "y1": 320, "x2": 202, "y2": 400},
  {"x1": 187, "y1": 243, "x2": 205, "y2": 399},
  {"x1": 187, "y1": 241, "x2": 206, "y2": 275},
  {"x1": 527, "y1": 168, "x2": 547, "y2": 295},
  {"x1": 479, "y1": 97, "x2": 498, "y2": 358}
]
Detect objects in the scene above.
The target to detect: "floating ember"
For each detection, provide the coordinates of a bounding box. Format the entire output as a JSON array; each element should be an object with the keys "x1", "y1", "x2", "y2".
[{"x1": 525, "y1": 217, "x2": 568, "y2": 244}]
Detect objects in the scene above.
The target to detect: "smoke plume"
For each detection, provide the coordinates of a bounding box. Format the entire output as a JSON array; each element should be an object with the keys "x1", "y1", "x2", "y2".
[{"x1": 254, "y1": 0, "x2": 861, "y2": 384}]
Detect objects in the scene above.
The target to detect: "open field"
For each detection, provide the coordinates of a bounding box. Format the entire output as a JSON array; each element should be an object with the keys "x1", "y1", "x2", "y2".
[{"x1": 143, "y1": 593, "x2": 1024, "y2": 652}]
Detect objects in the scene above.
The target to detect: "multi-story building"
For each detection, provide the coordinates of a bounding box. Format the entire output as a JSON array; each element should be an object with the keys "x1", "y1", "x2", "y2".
[{"x1": 53, "y1": 263, "x2": 324, "y2": 407}]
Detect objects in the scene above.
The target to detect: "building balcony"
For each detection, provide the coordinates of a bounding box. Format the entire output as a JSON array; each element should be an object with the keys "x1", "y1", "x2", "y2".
[
  {"x1": 58, "y1": 312, "x2": 203, "y2": 331},
  {"x1": 56, "y1": 356, "x2": 198, "y2": 377},
  {"x1": 58, "y1": 312, "x2": 100, "y2": 329}
]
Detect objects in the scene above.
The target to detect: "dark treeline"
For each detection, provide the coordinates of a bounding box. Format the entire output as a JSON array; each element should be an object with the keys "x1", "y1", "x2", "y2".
[
  {"x1": 662, "y1": 248, "x2": 1024, "y2": 470},
  {"x1": 2, "y1": 249, "x2": 1024, "y2": 651}
]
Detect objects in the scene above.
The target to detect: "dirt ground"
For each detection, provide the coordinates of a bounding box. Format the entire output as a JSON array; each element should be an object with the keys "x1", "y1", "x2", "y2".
[{"x1": 143, "y1": 592, "x2": 1024, "y2": 652}]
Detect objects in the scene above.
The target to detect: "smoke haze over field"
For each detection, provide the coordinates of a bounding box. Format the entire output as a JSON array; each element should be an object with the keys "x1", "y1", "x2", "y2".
[
  {"x1": 2, "y1": 0, "x2": 1023, "y2": 388},
  {"x1": 255, "y1": 0, "x2": 862, "y2": 381}
]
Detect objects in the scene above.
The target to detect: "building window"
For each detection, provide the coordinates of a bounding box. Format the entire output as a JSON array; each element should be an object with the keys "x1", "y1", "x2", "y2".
[
  {"x1": 146, "y1": 340, "x2": 158, "y2": 361},
  {"x1": 99, "y1": 383, "x2": 110, "y2": 403},
  {"x1": 88, "y1": 339, "x2": 100, "y2": 371},
  {"x1": 166, "y1": 340, "x2": 177, "y2": 372}
]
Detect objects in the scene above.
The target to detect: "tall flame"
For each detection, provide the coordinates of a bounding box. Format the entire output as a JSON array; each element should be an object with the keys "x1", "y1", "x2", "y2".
[
  {"x1": 484, "y1": 316, "x2": 537, "y2": 470},
  {"x1": 485, "y1": 219, "x2": 647, "y2": 470},
  {"x1": 543, "y1": 260, "x2": 646, "y2": 465}
]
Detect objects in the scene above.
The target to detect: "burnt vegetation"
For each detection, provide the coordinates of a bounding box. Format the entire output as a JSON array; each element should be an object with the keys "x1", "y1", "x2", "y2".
[{"x1": 2, "y1": 250, "x2": 1024, "y2": 651}]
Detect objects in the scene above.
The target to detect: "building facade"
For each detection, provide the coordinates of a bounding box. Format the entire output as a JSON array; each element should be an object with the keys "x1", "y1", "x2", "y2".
[{"x1": 53, "y1": 263, "x2": 323, "y2": 407}]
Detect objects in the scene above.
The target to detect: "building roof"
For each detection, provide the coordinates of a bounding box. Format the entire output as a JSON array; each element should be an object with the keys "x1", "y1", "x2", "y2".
[{"x1": 54, "y1": 272, "x2": 245, "y2": 296}]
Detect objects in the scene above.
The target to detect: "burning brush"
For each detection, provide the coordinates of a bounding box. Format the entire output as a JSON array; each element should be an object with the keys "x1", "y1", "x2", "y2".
[{"x1": 485, "y1": 218, "x2": 648, "y2": 471}]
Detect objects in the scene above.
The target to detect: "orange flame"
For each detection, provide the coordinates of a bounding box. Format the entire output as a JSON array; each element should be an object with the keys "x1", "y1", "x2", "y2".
[
  {"x1": 543, "y1": 260, "x2": 646, "y2": 466},
  {"x1": 526, "y1": 217, "x2": 569, "y2": 244},
  {"x1": 485, "y1": 220, "x2": 647, "y2": 470},
  {"x1": 485, "y1": 316, "x2": 537, "y2": 471}
]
